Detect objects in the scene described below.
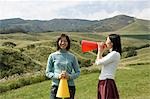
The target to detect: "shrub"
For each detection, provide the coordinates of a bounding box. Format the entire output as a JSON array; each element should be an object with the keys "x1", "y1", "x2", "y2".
[
  {"x1": 27, "y1": 44, "x2": 35, "y2": 49},
  {"x1": 122, "y1": 44, "x2": 150, "y2": 52},
  {"x1": 122, "y1": 46, "x2": 137, "y2": 52},
  {"x1": 138, "y1": 44, "x2": 150, "y2": 49},
  {"x1": 123, "y1": 49, "x2": 137, "y2": 58},
  {"x1": 80, "y1": 59, "x2": 92, "y2": 67},
  {"x1": 19, "y1": 48, "x2": 25, "y2": 52},
  {"x1": 0, "y1": 85, "x2": 9, "y2": 93},
  {"x1": 2, "y1": 41, "x2": 16, "y2": 48}
]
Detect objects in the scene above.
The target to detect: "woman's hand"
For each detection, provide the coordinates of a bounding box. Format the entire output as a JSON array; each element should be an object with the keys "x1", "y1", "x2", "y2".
[
  {"x1": 97, "y1": 42, "x2": 106, "y2": 53},
  {"x1": 58, "y1": 71, "x2": 70, "y2": 80},
  {"x1": 96, "y1": 42, "x2": 107, "y2": 60},
  {"x1": 58, "y1": 72, "x2": 64, "y2": 79}
]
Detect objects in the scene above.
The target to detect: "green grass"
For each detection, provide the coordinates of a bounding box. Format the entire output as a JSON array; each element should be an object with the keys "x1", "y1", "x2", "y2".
[
  {"x1": 116, "y1": 65, "x2": 150, "y2": 99},
  {"x1": 0, "y1": 80, "x2": 50, "y2": 99},
  {"x1": 0, "y1": 64, "x2": 150, "y2": 99},
  {"x1": 0, "y1": 32, "x2": 150, "y2": 99}
]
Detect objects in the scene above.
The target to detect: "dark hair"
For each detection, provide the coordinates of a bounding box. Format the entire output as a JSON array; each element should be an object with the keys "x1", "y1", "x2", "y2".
[
  {"x1": 108, "y1": 34, "x2": 122, "y2": 55},
  {"x1": 56, "y1": 34, "x2": 70, "y2": 51}
]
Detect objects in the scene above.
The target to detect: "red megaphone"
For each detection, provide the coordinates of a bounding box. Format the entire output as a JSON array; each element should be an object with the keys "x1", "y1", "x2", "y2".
[
  {"x1": 81, "y1": 40, "x2": 107, "y2": 52},
  {"x1": 81, "y1": 40, "x2": 98, "y2": 52}
]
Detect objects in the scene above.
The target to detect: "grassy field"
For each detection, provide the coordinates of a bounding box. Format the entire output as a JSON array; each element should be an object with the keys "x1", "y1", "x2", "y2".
[
  {"x1": 0, "y1": 32, "x2": 150, "y2": 99},
  {"x1": 0, "y1": 64, "x2": 150, "y2": 99}
]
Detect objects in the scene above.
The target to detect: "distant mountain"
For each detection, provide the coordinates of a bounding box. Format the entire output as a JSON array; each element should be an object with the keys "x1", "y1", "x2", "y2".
[
  {"x1": 0, "y1": 15, "x2": 149, "y2": 34},
  {"x1": 85, "y1": 15, "x2": 136, "y2": 32}
]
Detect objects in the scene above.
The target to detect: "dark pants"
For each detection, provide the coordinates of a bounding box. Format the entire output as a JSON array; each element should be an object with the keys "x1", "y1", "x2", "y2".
[{"x1": 50, "y1": 85, "x2": 76, "y2": 99}]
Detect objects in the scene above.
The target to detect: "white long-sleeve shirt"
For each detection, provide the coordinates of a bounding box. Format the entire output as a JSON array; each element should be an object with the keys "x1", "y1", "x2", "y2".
[{"x1": 95, "y1": 51, "x2": 120, "y2": 80}]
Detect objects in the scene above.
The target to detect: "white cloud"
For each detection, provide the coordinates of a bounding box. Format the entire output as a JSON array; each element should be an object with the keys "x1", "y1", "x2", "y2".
[
  {"x1": 0, "y1": 0, "x2": 81, "y2": 20},
  {"x1": 0, "y1": 0, "x2": 149, "y2": 20},
  {"x1": 136, "y1": 8, "x2": 150, "y2": 20}
]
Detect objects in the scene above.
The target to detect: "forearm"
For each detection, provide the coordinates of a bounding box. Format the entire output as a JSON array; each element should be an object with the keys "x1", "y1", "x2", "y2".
[
  {"x1": 68, "y1": 71, "x2": 80, "y2": 79},
  {"x1": 95, "y1": 50, "x2": 104, "y2": 65},
  {"x1": 46, "y1": 71, "x2": 54, "y2": 78},
  {"x1": 97, "y1": 51, "x2": 103, "y2": 60},
  {"x1": 46, "y1": 71, "x2": 59, "y2": 79}
]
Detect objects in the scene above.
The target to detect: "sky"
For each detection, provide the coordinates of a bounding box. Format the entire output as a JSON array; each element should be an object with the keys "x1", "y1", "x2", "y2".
[{"x1": 0, "y1": 0, "x2": 150, "y2": 21}]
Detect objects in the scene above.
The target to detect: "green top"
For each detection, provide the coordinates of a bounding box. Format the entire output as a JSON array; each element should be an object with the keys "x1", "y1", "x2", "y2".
[{"x1": 46, "y1": 49, "x2": 80, "y2": 86}]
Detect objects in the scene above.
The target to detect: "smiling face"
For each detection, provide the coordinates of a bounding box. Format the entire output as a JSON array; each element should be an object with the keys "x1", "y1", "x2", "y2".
[
  {"x1": 105, "y1": 37, "x2": 113, "y2": 50},
  {"x1": 58, "y1": 37, "x2": 68, "y2": 50}
]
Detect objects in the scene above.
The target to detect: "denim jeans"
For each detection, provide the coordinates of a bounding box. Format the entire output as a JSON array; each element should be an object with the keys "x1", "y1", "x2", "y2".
[{"x1": 50, "y1": 85, "x2": 76, "y2": 99}]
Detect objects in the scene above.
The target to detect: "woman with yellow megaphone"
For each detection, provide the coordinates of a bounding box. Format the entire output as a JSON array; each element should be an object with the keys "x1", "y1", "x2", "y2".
[{"x1": 46, "y1": 34, "x2": 80, "y2": 99}]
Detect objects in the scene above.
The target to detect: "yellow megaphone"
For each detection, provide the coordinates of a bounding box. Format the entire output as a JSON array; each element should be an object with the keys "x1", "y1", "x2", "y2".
[{"x1": 56, "y1": 78, "x2": 70, "y2": 98}]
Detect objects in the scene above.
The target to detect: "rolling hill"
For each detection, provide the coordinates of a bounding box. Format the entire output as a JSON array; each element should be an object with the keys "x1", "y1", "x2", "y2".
[
  {"x1": 0, "y1": 15, "x2": 149, "y2": 33},
  {"x1": 0, "y1": 32, "x2": 150, "y2": 96},
  {"x1": 118, "y1": 19, "x2": 150, "y2": 33},
  {"x1": 0, "y1": 47, "x2": 42, "y2": 78}
]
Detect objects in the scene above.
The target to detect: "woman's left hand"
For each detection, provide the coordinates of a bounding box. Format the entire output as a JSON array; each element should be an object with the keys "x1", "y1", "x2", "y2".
[{"x1": 61, "y1": 71, "x2": 70, "y2": 80}]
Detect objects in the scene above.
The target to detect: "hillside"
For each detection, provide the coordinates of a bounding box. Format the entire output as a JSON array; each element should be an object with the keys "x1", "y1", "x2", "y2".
[
  {"x1": 121, "y1": 47, "x2": 150, "y2": 66},
  {"x1": 0, "y1": 32, "x2": 150, "y2": 78},
  {"x1": 0, "y1": 32, "x2": 150, "y2": 97},
  {"x1": 87, "y1": 15, "x2": 135, "y2": 32},
  {"x1": 118, "y1": 19, "x2": 150, "y2": 33},
  {"x1": 0, "y1": 15, "x2": 149, "y2": 33},
  {"x1": 0, "y1": 47, "x2": 42, "y2": 78}
]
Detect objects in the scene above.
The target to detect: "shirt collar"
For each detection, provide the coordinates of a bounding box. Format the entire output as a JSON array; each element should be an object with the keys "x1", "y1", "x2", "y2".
[{"x1": 56, "y1": 49, "x2": 68, "y2": 54}]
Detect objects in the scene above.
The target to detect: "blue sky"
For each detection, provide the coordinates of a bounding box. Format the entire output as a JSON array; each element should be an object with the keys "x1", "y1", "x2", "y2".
[{"x1": 0, "y1": 0, "x2": 150, "y2": 20}]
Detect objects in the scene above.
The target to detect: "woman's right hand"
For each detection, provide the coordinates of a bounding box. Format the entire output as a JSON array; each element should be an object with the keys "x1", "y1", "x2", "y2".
[
  {"x1": 97, "y1": 42, "x2": 106, "y2": 52},
  {"x1": 58, "y1": 71, "x2": 69, "y2": 79},
  {"x1": 58, "y1": 72, "x2": 65, "y2": 79}
]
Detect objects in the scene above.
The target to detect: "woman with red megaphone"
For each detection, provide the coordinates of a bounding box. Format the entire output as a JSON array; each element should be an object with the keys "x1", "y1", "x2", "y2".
[{"x1": 95, "y1": 34, "x2": 122, "y2": 99}]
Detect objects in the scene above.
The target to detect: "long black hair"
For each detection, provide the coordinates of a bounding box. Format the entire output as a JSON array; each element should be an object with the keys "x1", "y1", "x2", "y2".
[
  {"x1": 108, "y1": 34, "x2": 122, "y2": 55},
  {"x1": 56, "y1": 34, "x2": 70, "y2": 51}
]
